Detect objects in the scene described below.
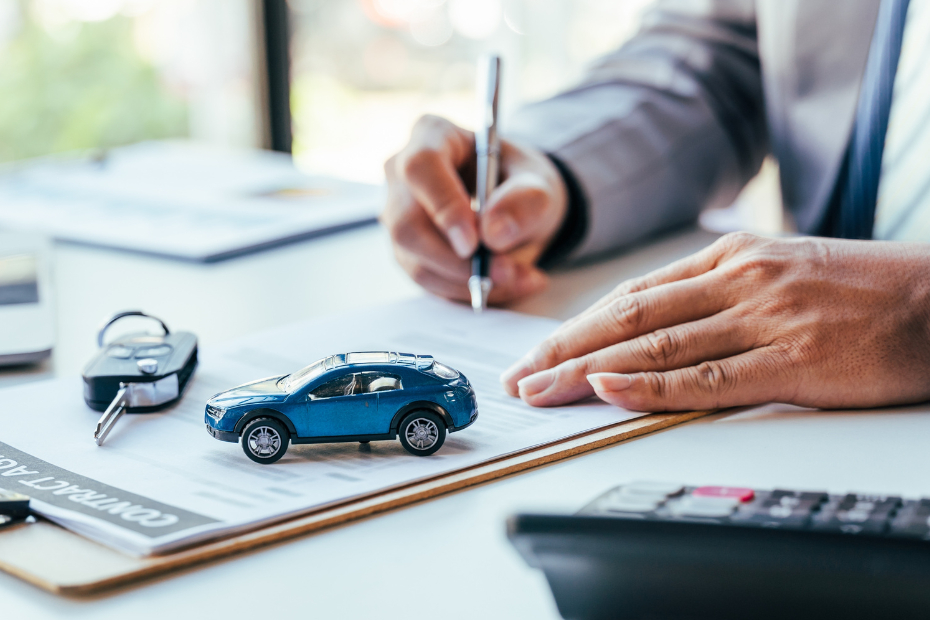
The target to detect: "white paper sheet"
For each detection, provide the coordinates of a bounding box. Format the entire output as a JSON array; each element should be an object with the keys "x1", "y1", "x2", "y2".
[
  {"x1": 0, "y1": 298, "x2": 643, "y2": 556},
  {"x1": 0, "y1": 141, "x2": 383, "y2": 262}
]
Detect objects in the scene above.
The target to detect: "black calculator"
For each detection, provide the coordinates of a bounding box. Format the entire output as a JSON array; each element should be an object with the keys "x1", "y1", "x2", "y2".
[{"x1": 508, "y1": 482, "x2": 930, "y2": 620}]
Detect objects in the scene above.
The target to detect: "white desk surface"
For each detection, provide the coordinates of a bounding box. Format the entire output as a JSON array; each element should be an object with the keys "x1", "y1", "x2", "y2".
[{"x1": 3, "y1": 225, "x2": 929, "y2": 619}]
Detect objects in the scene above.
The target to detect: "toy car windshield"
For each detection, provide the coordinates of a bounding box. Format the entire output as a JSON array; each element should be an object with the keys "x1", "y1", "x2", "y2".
[{"x1": 278, "y1": 357, "x2": 327, "y2": 392}]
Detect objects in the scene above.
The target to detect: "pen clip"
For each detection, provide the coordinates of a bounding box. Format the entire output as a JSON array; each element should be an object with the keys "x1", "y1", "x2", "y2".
[{"x1": 475, "y1": 54, "x2": 500, "y2": 157}]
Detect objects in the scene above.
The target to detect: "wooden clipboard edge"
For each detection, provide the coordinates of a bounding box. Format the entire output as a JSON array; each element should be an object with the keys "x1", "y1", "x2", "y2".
[
  {"x1": 0, "y1": 520, "x2": 58, "y2": 593},
  {"x1": 6, "y1": 409, "x2": 715, "y2": 596}
]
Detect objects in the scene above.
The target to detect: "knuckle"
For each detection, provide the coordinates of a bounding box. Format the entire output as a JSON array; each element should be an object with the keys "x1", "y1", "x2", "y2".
[
  {"x1": 385, "y1": 215, "x2": 416, "y2": 247},
  {"x1": 398, "y1": 148, "x2": 440, "y2": 181},
  {"x1": 642, "y1": 329, "x2": 680, "y2": 366},
  {"x1": 608, "y1": 295, "x2": 646, "y2": 331},
  {"x1": 560, "y1": 357, "x2": 591, "y2": 380},
  {"x1": 774, "y1": 333, "x2": 819, "y2": 364},
  {"x1": 380, "y1": 197, "x2": 401, "y2": 228},
  {"x1": 801, "y1": 236, "x2": 832, "y2": 267},
  {"x1": 412, "y1": 113, "x2": 444, "y2": 132},
  {"x1": 518, "y1": 184, "x2": 549, "y2": 211},
  {"x1": 611, "y1": 275, "x2": 648, "y2": 298},
  {"x1": 642, "y1": 371, "x2": 670, "y2": 400},
  {"x1": 431, "y1": 200, "x2": 466, "y2": 229},
  {"x1": 532, "y1": 338, "x2": 569, "y2": 371},
  {"x1": 393, "y1": 224, "x2": 418, "y2": 249},
  {"x1": 408, "y1": 262, "x2": 433, "y2": 287},
  {"x1": 731, "y1": 252, "x2": 788, "y2": 282},
  {"x1": 694, "y1": 360, "x2": 732, "y2": 395},
  {"x1": 720, "y1": 231, "x2": 760, "y2": 250},
  {"x1": 383, "y1": 154, "x2": 397, "y2": 178}
]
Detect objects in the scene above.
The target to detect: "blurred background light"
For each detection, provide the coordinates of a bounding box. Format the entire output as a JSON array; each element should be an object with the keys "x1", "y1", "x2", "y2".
[
  {"x1": 371, "y1": 0, "x2": 416, "y2": 26},
  {"x1": 48, "y1": 0, "x2": 123, "y2": 22},
  {"x1": 501, "y1": 0, "x2": 524, "y2": 35},
  {"x1": 447, "y1": 0, "x2": 500, "y2": 39},
  {"x1": 0, "y1": 0, "x2": 22, "y2": 50},
  {"x1": 409, "y1": 6, "x2": 451, "y2": 47}
]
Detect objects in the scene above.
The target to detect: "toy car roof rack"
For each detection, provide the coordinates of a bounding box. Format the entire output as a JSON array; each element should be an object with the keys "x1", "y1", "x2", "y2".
[{"x1": 323, "y1": 352, "x2": 435, "y2": 370}]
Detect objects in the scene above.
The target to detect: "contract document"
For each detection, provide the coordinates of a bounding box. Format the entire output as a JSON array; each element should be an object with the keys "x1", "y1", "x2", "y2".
[
  {"x1": 0, "y1": 299, "x2": 643, "y2": 556},
  {"x1": 0, "y1": 141, "x2": 382, "y2": 262}
]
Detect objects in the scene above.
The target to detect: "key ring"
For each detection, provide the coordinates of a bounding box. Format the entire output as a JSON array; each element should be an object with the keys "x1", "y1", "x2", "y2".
[{"x1": 97, "y1": 311, "x2": 170, "y2": 349}]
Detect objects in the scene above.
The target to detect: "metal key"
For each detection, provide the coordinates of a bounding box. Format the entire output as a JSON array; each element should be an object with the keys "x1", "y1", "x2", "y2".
[{"x1": 93, "y1": 363, "x2": 181, "y2": 446}]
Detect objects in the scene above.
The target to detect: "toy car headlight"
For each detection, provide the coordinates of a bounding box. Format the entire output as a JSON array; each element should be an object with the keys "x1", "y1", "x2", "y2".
[
  {"x1": 428, "y1": 361, "x2": 460, "y2": 380},
  {"x1": 206, "y1": 404, "x2": 226, "y2": 421}
]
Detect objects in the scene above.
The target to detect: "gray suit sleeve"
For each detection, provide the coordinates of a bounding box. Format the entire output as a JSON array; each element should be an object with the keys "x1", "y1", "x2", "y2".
[{"x1": 506, "y1": 0, "x2": 768, "y2": 263}]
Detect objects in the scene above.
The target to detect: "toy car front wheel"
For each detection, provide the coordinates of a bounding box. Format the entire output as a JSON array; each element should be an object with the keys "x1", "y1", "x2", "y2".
[
  {"x1": 398, "y1": 410, "x2": 445, "y2": 456},
  {"x1": 241, "y1": 417, "x2": 289, "y2": 464}
]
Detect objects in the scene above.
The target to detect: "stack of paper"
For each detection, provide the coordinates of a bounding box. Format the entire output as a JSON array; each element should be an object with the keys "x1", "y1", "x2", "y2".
[
  {"x1": 0, "y1": 141, "x2": 383, "y2": 262},
  {"x1": 0, "y1": 298, "x2": 642, "y2": 556}
]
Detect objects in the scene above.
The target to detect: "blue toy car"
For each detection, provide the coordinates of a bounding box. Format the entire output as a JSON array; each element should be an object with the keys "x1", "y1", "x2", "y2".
[{"x1": 204, "y1": 352, "x2": 478, "y2": 464}]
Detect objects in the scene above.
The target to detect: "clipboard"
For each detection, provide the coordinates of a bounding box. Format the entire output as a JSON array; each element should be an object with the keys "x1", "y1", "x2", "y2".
[{"x1": 0, "y1": 410, "x2": 712, "y2": 596}]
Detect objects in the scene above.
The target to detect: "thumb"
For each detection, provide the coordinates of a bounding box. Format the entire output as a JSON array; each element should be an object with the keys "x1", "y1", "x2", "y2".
[{"x1": 480, "y1": 172, "x2": 560, "y2": 253}]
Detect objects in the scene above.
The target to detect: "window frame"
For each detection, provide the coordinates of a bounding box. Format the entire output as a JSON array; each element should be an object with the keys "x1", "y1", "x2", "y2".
[
  {"x1": 308, "y1": 372, "x2": 360, "y2": 400},
  {"x1": 358, "y1": 371, "x2": 403, "y2": 394}
]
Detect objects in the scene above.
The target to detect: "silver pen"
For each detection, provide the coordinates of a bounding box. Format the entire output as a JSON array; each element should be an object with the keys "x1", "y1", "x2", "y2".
[{"x1": 468, "y1": 54, "x2": 501, "y2": 313}]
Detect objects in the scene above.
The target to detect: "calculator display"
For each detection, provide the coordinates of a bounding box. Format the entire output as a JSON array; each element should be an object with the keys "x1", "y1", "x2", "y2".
[{"x1": 0, "y1": 254, "x2": 39, "y2": 306}]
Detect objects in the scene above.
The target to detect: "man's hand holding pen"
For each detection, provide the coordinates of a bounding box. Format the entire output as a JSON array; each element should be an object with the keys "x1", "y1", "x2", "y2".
[{"x1": 381, "y1": 114, "x2": 568, "y2": 305}]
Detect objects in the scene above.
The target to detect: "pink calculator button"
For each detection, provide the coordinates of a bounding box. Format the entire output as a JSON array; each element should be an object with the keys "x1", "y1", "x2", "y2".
[{"x1": 693, "y1": 486, "x2": 754, "y2": 502}]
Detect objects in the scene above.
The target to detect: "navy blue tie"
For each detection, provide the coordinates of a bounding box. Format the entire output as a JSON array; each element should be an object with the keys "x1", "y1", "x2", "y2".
[{"x1": 826, "y1": 0, "x2": 910, "y2": 240}]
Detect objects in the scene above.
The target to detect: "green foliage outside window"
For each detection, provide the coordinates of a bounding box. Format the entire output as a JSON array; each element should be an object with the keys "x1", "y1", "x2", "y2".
[{"x1": 0, "y1": 8, "x2": 188, "y2": 163}]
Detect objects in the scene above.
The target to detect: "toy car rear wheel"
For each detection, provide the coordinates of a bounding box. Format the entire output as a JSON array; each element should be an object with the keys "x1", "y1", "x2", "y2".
[
  {"x1": 241, "y1": 417, "x2": 289, "y2": 464},
  {"x1": 398, "y1": 410, "x2": 445, "y2": 456}
]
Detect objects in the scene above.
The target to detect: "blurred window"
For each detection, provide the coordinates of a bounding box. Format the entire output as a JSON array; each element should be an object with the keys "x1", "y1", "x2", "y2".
[
  {"x1": 0, "y1": 254, "x2": 38, "y2": 305},
  {"x1": 0, "y1": 0, "x2": 263, "y2": 163},
  {"x1": 288, "y1": 0, "x2": 653, "y2": 183}
]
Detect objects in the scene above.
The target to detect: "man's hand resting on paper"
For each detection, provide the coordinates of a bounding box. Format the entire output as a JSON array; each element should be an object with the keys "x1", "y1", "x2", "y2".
[
  {"x1": 500, "y1": 232, "x2": 930, "y2": 412},
  {"x1": 381, "y1": 115, "x2": 568, "y2": 305}
]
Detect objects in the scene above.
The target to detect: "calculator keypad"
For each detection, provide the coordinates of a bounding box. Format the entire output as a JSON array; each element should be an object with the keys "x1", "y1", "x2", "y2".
[
  {"x1": 889, "y1": 500, "x2": 930, "y2": 539},
  {"x1": 582, "y1": 483, "x2": 930, "y2": 540}
]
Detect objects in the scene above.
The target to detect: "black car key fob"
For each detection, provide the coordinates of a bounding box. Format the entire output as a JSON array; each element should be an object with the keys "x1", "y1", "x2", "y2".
[
  {"x1": 0, "y1": 489, "x2": 31, "y2": 529},
  {"x1": 0, "y1": 489, "x2": 30, "y2": 519},
  {"x1": 82, "y1": 311, "x2": 198, "y2": 445}
]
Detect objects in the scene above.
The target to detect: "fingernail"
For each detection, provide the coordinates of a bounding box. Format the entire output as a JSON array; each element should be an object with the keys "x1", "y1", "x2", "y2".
[
  {"x1": 487, "y1": 215, "x2": 519, "y2": 247},
  {"x1": 587, "y1": 373, "x2": 633, "y2": 392},
  {"x1": 517, "y1": 369, "x2": 556, "y2": 397},
  {"x1": 447, "y1": 225, "x2": 475, "y2": 259}
]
